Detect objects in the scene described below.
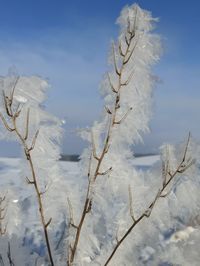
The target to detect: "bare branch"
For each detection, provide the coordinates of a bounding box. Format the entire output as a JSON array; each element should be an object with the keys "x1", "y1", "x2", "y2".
[
  {"x1": 86, "y1": 199, "x2": 92, "y2": 213},
  {"x1": 128, "y1": 185, "x2": 136, "y2": 222},
  {"x1": 123, "y1": 38, "x2": 139, "y2": 65},
  {"x1": 24, "y1": 108, "x2": 30, "y2": 140},
  {"x1": 144, "y1": 190, "x2": 161, "y2": 218},
  {"x1": 119, "y1": 41, "x2": 125, "y2": 57},
  {"x1": 0, "y1": 113, "x2": 14, "y2": 132},
  {"x1": 127, "y1": 17, "x2": 132, "y2": 35},
  {"x1": 160, "y1": 191, "x2": 171, "y2": 198},
  {"x1": 14, "y1": 103, "x2": 22, "y2": 118},
  {"x1": 178, "y1": 159, "x2": 195, "y2": 173},
  {"x1": 67, "y1": 197, "x2": 79, "y2": 229},
  {"x1": 162, "y1": 149, "x2": 170, "y2": 187},
  {"x1": 98, "y1": 167, "x2": 112, "y2": 176},
  {"x1": 0, "y1": 194, "x2": 7, "y2": 236},
  {"x1": 112, "y1": 43, "x2": 120, "y2": 76},
  {"x1": 107, "y1": 73, "x2": 117, "y2": 93},
  {"x1": 105, "y1": 144, "x2": 110, "y2": 154},
  {"x1": 45, "y1": 218, "x2": 52, "y2": 228},
  {"x1": 182, "y1": 132, "x2": 191, "y2": 162},
  {"x1": 121, "y1": 70, "x2": 134, "y2": 86},
  {"x1": 127, "y1": 6, "x2": 138, "y2": 39},
  {"x1": 2, "y1": 91, "x2": 12, "y2": 117},
  {"x1": 105, "y1": 106, "x2": 112, "y2": 115},
  {"x1": 29, "y1": 130, "x2": 39, "y2": 151},
  {"x1": 10, "y1": 76, "x2": 20, "y2": 106},
  {"x1": 26, "y1": 176, "x2": 35, "y2": 185},
  {"x1": 91, "y1": 131, "x2": 100, "y2": 161},
  {"x1": 125, "y1": 35, "x2": 129, "y2": 46},
  {"x1": 113, "y1": 107, "x2": 132, "y2": 125},
  {"x1": 87, "y1": 150, "x2": 93, "y2": 180}
]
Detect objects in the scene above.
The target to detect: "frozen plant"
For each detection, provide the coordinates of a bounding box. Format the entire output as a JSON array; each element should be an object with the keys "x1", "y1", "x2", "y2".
[
  {"x1": 0, "y1": 194, "x2": 6, "y2": 236},
  {"x1": 0, "y1": 74, "x2": 64, "y2": 265},
  {"x1": 66, "y1": 3, "x2": 196, "y2": 266},
  {"x1": 0, "y1": 3, "x2": 198, "y2": 266}
]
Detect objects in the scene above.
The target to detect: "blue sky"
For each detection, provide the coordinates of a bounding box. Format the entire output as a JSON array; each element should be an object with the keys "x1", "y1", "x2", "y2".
[{"x1": 0, "y1": 0, "x2": 199, "y2": 156}]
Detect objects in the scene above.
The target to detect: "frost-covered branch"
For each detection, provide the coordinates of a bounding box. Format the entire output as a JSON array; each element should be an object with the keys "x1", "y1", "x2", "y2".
[
  {"x1": 0, "y1": 76, "x2": 59, "y2": 265},
  {"x1": 68, "y1": 3, "x2": 162, "y2": 265},
  {"x1": 0, "y1": 195, "x2": 7, "y2": 236},
  {"x1": 67, "y1": 5, "x2": 142, "y2": 265},
  {"x1": 104, "y1": 134, "x2": 194, "y2": 265}
]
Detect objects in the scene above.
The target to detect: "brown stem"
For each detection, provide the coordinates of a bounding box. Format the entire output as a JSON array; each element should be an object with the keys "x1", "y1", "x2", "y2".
[
  {"x1": 0, "y1": 83, "x2": 54, "y2": 266},
  {"x1": 11, "y1": 117, "x2": 54, "y2": 266},
  {"x1": 68, "y1": 184, "x2": 91, "y2": 264},
  {"x1": 0, "y1": 195, "x2": 7, "y2": 236},
  {"x1": 68, "y1": 19, "x2": 137, "y2": 265}
]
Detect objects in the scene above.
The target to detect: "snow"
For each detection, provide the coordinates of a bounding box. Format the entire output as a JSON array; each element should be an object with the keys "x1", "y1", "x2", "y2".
[
  {"x1": 13, "y1": 95, "x2": 27, "y2": 103},
  {"x1": 0, "y1": 155, "x2": 200, "y2": 266},
  {"x1": 0, "y1": 155, "x2": 160, "y2": 176},
  {"x1": 167, "y1": 226, "x2": 196, "y2": 244}
]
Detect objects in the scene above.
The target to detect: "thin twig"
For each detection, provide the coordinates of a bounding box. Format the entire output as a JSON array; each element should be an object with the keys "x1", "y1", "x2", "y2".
[
  {"x1": 29, "y1": 130, "x2": 39, "y2": 152},
  {"x1": 123, "y1": 38, "x2": 139, "y2": 65},
  {"x1": 112, "y1": 43, "x2": 120, "y2": 76},
  {"x1": 98, "y1": 167, "x2": 112, "y2": 176},
  {"x1": 113, "y1": 107, "x2": 133, "y2": 125},
  {"x1": 128, "y1": 185, "x2": 136, "y2": 222},
  {"x1": 121, "y1": 70, "x2": 134, "y2": 86},
  {"x1": 0, "y1": 195, "x2": 7, "y2": 236},
  {"x1": 0, "y1": 113, "x2": 14, "y2": 132},
  {"x1": 91, "y1": 131, "x2": 100, "y2": 161},
  {"x1": 119, "y1": 41, "x2": 125, "y2": 57},
  {"x1": 24, "y1": 108, "x2": 30, "y2": 140},
  {"x1": 107, "y1": 73, "x2": 117, "y2": 93},
  {"x1": 10, "y1": 77, "x2": 20, "y2": 106}
]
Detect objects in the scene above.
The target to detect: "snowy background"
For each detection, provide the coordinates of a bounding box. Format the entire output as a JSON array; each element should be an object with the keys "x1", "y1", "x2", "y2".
[{"x1": 0, "y1": 155, "x2": 200, "y2": 265}]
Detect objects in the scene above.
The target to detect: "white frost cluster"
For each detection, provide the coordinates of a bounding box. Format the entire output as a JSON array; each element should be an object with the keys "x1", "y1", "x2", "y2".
[
  {"x1": 73, "y1": 4, "x2": 200, "y2": 265},
  {"x1": 76, "y1": 3, "x2": 163, "y2": 264},
  {"x1": 0, "y1": 73, "x2": 69, "y2": 262}
]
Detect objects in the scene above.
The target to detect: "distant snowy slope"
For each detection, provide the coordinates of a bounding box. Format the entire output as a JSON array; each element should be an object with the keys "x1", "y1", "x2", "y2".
[{"x1": 0, "y1": 155, "x2": 160, "y2": 176}]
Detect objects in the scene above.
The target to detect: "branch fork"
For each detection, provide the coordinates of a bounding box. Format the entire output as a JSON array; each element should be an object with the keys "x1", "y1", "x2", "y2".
[{"x1": 0, "y1": 78, "x2": 54, "y2": 265}]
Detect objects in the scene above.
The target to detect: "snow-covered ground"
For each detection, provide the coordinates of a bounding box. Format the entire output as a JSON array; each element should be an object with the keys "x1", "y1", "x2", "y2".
[
  {"x1": 0, "y1": 155, "x2": 200, "y2": 266},
  {"x1": 0, "y1": 155, "x2": 161, "y2": 182}
]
